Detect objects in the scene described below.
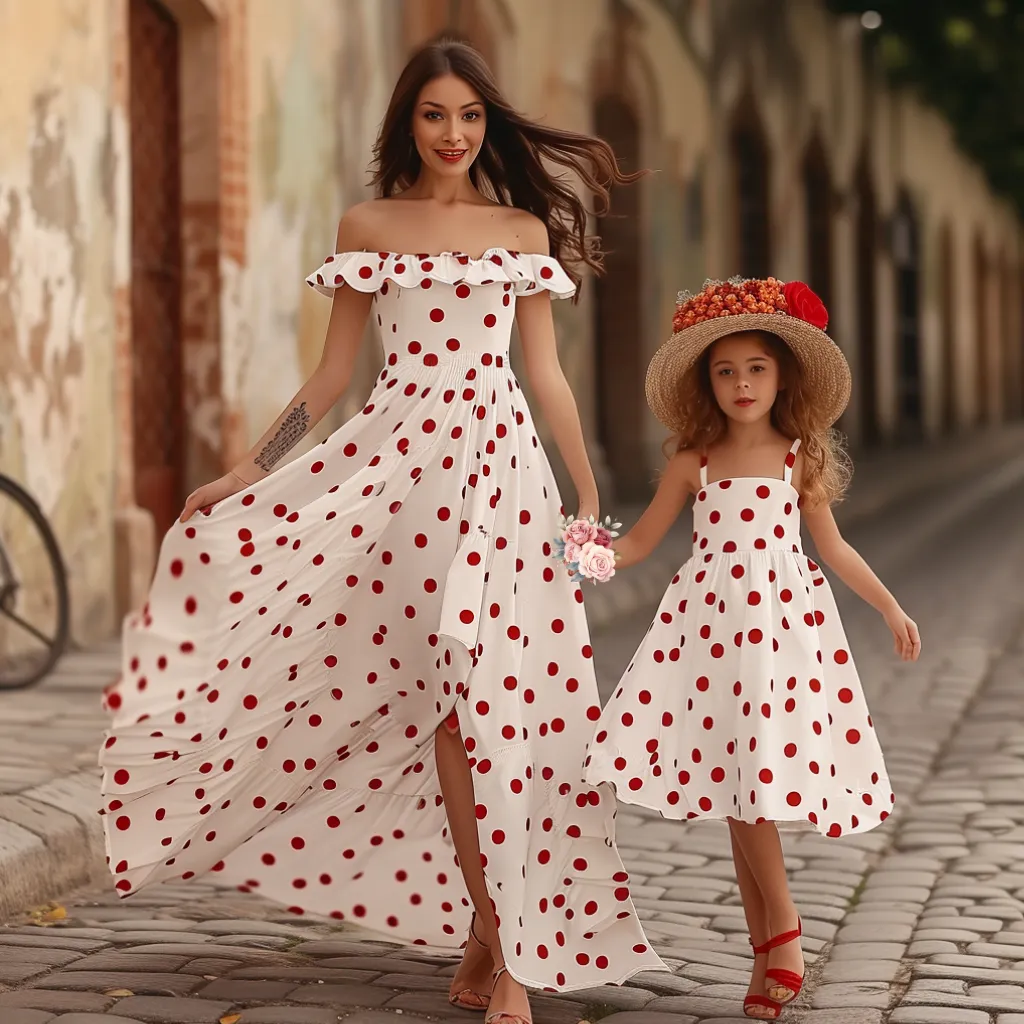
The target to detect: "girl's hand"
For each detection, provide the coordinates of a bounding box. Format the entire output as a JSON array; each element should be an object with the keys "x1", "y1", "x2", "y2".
[
  {"x1": 577, "y1": 496, "x2": 599, "y2": 523},
  {"x1": 884, "y1": 605, "x2": 921, "y2": 661},
  {"x1": 180, "y1": 472, "x2": 249, "y2": 523}
]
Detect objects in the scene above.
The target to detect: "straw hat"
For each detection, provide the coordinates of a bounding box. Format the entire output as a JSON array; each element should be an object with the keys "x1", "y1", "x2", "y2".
[{"x1": 645, "y1": 277, "x2": 852, "y2": 433}]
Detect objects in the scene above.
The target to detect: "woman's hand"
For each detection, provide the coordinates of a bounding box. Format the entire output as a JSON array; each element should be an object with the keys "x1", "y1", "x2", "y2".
[
  {"x1": 883, "y1": 605, "x2": 921, "y2": 661},
  {"x1": 180, "y1": 472, "x2": 249, "y2": 523}
]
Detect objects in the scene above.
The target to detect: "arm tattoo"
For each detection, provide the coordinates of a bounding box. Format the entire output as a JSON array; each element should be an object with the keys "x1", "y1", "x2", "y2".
[{"x1": 253, "y1": 402, "x2": 311, "y2": 472}]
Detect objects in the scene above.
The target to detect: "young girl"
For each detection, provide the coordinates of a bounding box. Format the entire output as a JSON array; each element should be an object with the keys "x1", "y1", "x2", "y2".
[
  {"x1": 99, "y1": 39, "x2": 664, "y2": 1024},
  {"x1": 584, "y1": 276, "x2": 921, "y2": 1020}
]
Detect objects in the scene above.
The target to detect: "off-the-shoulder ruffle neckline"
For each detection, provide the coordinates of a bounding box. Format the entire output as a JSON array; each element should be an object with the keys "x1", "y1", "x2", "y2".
[{"x1": 306, "y1": 247, "x2": 576, "y2": 300}]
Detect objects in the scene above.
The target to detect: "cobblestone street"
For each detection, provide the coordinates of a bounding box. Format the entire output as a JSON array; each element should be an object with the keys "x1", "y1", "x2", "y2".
[{"x1": 1, "y1": 453, "x2": 1023, "y2": 1024}]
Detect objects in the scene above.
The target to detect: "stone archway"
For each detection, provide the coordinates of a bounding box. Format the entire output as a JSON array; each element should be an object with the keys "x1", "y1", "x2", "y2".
[
  {"x1": 730, "y1": 92, "x2": 771, "y2": 279},
  {"x1": 892, "y1": 189, "x2": 923, "y2": 435},
  {"x1": 592, "y1": 93, "x2": 647, "y2": 503},
  {"x1": 853, "y1": 154, "x2": 879, "y2": 444}
]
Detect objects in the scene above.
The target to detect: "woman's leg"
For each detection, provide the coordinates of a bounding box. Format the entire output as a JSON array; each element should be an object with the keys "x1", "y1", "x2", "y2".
[
  {"x1": 435, "y1": 715, "x2": 531, "y2": 1020},
  {"x1": 728, "y1": 820, "x2": 803, "y2": 1003},
  {"x1": 728, "y1": 821, "x2": 777, "y2": 1020}
]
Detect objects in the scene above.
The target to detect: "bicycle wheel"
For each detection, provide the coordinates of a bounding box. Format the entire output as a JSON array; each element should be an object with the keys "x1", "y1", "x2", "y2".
[{"x1": 0, "y1": 474, "x2": 71, "y2": 688}]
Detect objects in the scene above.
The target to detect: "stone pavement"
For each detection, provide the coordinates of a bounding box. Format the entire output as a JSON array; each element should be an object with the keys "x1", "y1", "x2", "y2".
[{"x1": 0, "y1": 434, "x2": 1023, "y2": 1023}]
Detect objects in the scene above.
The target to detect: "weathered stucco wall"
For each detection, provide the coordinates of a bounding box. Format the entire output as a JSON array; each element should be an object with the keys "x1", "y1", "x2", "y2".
[{"x1": 0, "y1": 0, "x2": 123, "y2": 641}]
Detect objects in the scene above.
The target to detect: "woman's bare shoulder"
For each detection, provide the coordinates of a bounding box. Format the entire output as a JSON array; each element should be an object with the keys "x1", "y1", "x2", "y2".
[{"x1": 335, "y1": 199, "x2": 399, "y2": 250}]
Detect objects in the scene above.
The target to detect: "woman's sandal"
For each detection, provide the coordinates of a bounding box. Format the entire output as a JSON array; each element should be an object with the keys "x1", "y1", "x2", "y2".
[
  {"x1": 742, "y1": 938, "x2": 783, "y2": 1020},
  {"x1": 484, "y1": 965, "x2": 531, "y2": 1024},
  {"x1": 448, "y1": 912, "x2": 493, "y2": 1010},
  {"x1": 763, "y1": 917, "x2": 805, "y2": 1004}
]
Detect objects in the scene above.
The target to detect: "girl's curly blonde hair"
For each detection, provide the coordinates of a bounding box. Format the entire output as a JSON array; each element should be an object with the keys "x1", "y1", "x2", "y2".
[{"x1": 663, "y1": 331, "x2": 852, "y2": 509}]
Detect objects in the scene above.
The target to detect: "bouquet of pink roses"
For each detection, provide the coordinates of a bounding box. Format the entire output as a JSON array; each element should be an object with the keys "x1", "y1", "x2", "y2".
[{"x1": 552, "y1": 514, "x2": 621, "y2": 584}]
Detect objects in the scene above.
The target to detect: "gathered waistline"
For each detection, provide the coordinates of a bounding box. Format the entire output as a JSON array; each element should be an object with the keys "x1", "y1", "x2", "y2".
[
  {"x1": 383, "y1": 349, "x2": 513, "y2": 372},
  {"x1": 689, "y1": 546, "x2": 806, "y2": 557}
]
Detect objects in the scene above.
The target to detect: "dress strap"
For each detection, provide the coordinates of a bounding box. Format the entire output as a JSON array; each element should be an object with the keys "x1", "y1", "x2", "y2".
[
  {"x1": 783, "y1": 439, "x2": 802, "y2": 484},
  {"x1": 699, "y1": 453, "x2": 709, "y2": 488}
]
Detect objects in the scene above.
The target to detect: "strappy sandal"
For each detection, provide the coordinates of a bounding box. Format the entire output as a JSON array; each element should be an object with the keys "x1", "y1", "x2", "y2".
[
  {"x1": 743, "y1": 937, "x2": 783, "y2": 1019},
  {"x1": 484, "y1": 964, "x2": 531, "y2": 1024},
  {"x1": 449, "y1": 912, "x2": 493, "y2": 1010},
  {"x1": 763, "y1": 917, "x2": 804, "y2": 1005}
]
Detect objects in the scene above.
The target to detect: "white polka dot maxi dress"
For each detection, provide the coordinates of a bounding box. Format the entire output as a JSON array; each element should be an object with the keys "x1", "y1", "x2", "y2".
[
  {"x1": 99, "y1": 249, "x2": 666, "y2": 991},
  {"x1": 584, "y1": 441, "x2": 894, "y2": 837}
]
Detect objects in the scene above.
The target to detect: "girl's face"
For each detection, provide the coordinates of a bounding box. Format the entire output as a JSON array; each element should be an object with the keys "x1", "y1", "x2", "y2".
[
  {"x1": 707, "y1": 332, "x2": 782, "y2": 424},
  {"x1": 412, "y1": 73, "x2": 487, "y2": 179}
]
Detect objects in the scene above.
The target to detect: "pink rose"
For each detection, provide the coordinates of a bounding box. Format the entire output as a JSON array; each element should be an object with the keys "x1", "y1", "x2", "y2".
[
  {"x1": 579, "y1": 541, "x2": 616, "y2": 583},
  {"x1": 563, "y1": 539, "x2": 582, "y2": 565},
  {"x1": 565, "y1": 518, "x2": 597, "y2": 546},
  {"x1": 594, "y1": 526, "x2": 613, "y2": 547}
]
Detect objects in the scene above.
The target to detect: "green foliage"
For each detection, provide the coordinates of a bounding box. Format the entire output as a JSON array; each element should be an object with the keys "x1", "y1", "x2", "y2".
[{"x1": 824, "y1": 0, "x2": 1024, "y2": 216}]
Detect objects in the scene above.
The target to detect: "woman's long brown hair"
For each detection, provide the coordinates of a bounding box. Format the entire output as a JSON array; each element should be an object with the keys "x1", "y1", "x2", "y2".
[
  {"x1": 370, "y1": 38, "x2": 644, "y2": 298},
  {"x1": 664, "y1": 332, "x2": 853, "y2": 509}
]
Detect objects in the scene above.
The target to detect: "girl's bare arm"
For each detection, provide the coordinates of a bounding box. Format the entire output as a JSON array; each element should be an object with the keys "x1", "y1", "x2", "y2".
[{"x1": 614, "y1": 451, "x2": 698, "y2": 568}]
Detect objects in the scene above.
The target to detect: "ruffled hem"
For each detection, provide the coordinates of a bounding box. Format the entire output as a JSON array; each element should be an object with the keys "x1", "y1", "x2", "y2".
[{"x1": 305, "y1": 249, "x2": 576, "y2": 300}]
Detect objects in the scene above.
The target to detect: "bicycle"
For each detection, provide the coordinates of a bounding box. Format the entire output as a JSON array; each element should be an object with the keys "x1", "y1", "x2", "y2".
[{"x1": 0, "y1": 473, "x2": 71, "y2": 688}]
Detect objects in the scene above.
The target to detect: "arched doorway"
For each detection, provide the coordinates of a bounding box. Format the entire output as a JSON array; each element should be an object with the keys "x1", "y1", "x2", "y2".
[
  {"x1": 938, "y1": 222, "x2": 956, "y2": 431},
  {"x1": 854, "y1": 154, "x2": 879, "y2": 444},
  {"x1": 891, "y1": 190, "x2": 922, "y2": 436},
  {"x1": 974, "y1": 234, "x2": 990, "y2": 424},
  {"x1": 730, "y1": 96, "x2": 771, "y2": 279},
  {"x1": 802, "y1": 132, "x2": 833, "y2": 314},
  {"x1": 592, "y1": 94, "x2": 647, "y2": 502},
  {"x1": 130, "y1": 0, "x2": 184, "y2": 538}
]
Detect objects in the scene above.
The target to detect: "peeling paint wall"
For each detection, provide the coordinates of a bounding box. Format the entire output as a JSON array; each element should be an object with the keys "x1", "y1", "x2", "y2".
[{"x1": 0, "y1": 1, "x2": 120, "y2": 643}]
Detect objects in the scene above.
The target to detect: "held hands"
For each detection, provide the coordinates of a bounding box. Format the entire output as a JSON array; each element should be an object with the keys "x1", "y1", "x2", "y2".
[
  {"x1": 179, "y1": 471, "x2": 250, "y2": 523},
  {"x1": 884, "y1": 604, "x2": 921, "y2": 661}
]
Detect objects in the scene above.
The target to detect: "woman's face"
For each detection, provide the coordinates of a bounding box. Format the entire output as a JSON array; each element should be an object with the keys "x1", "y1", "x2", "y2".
[
  {"x1": 707, "y1": 332, "x2": 782, "y2": 423},
  {"x1": 412, "y1": 73, "x2": 487, "y2": 179}
]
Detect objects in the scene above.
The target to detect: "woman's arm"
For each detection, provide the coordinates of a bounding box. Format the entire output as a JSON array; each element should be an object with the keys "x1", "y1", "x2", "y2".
[
  {"x1": 231, "y1": 212, "x2": 374, "y2": 484},
  {"x1": 613, "y1": 451, "x2": 696, "y2": 568},
  {"x1": 515, "y1": 219, "x2": 598, "y2": 518},
  {"x1": 180, "y1": 213, "x2": 373, "y2": 521},
  {"x1": 804, "y1": 502, "x2": 921, "y2": 659}
]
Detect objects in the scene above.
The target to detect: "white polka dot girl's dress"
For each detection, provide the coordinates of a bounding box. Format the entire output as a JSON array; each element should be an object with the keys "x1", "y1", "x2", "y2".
[
  {"x1": 99, "y1": 249, "x2": 665, "y2": 991},
  {"x1": 585, "y1": 439, "x2": 894, "y2": 837}
]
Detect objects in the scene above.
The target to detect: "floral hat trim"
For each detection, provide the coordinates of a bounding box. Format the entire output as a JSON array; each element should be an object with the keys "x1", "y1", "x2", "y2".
[{"x1": 672, "y1": 277, "x2": 829, "y2": 334}]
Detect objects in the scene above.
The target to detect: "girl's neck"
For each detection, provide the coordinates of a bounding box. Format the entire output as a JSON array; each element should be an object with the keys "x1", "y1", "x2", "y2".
[{"x1": 721, "y1": 417, "x2": 778, "y2": 449}]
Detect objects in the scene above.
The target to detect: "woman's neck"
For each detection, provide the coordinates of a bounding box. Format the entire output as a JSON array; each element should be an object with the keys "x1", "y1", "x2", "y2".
[{"x1": 401, "y1": 170, "x2": 480, "y2": 205}]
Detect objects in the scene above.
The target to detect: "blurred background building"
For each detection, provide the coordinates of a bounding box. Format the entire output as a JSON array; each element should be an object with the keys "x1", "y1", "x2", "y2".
[{"x1": 0, "y1": 0, "x2": 1021, "y2": 644}]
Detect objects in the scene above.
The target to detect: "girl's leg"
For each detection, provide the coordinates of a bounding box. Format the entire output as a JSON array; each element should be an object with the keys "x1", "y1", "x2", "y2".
[
  {"x1": 729, "y1": 820, "x2": 804, "y2": 1003},
  {"x1": 729, "y1": 821, "x2": 778, "y2": 1020},
  {"x1": 435, "y1": 716, "x2": 531, "y2": 1021}
]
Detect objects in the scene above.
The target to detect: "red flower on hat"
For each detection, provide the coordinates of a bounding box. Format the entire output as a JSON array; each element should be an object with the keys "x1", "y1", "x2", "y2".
[{"x1": 782, "y1": 281, "x2": 828, "y2": 330}]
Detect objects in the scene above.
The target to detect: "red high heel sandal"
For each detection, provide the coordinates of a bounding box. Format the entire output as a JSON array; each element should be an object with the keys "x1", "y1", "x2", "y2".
[
  {"x1": 743, "y1": 937, "x2": 782, "y2": 1020},
  {"x1": 763, "y1": 918, "x2": 804, "y2": 1004}
]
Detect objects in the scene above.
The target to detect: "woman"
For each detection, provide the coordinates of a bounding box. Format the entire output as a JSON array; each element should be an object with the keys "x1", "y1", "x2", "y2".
[{"x1": 99, "y1": 39, "x2": 665, "y2": 1023}]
